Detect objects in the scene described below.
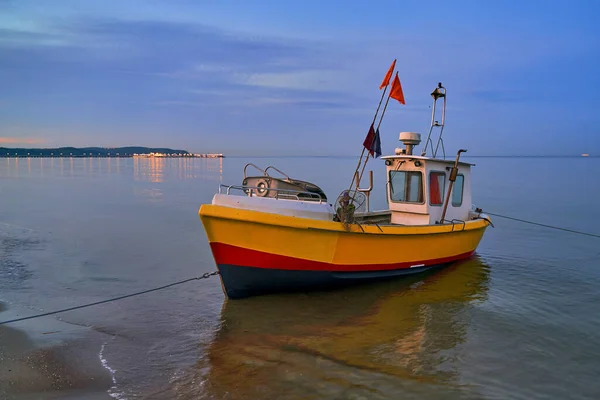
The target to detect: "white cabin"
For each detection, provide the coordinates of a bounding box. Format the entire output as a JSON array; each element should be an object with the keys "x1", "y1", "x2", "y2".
[{"x1": 381, "y1": 154, "x2": 473, "y2": 225}]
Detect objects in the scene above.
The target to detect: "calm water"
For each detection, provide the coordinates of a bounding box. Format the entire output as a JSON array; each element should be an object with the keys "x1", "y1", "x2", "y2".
[{"x1": 1, "y1": 156, "x2": 599, "y2": 399}]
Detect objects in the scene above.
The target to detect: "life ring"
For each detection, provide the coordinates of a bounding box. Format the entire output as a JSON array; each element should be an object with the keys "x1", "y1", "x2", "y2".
[{"x1": 255, "y1": 178, "x2": 270, "y2": 197}]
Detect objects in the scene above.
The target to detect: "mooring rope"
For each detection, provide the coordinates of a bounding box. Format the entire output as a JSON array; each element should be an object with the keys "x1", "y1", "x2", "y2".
[
  {"x1": 484, "y1": 211, "x2": 600, "y2": 239},
  {"x1": 0, "y1": 271, "x2": 219, "y2": 325},
  {"x1": 2, "y1": 211, "x2": 598, "y2": 325}
]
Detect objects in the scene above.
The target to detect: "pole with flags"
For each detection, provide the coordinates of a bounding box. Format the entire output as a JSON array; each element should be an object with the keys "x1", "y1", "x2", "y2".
[
  {"x1": 356, "y1": 71, "x2": 406, "y2": 187},
  {"x1": 348, "y1": 59, "x2": 396, "y2": 191}
]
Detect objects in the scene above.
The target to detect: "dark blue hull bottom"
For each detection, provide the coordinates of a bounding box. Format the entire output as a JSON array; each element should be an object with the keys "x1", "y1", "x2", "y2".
[{"x1": 217, "y1": 263, "x2": 451, "y2": 299}]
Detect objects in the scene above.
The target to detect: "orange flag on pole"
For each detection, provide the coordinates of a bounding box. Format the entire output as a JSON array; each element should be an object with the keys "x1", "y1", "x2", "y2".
[
  {"x1": 389, "y1": 72, "x2": 405, "y2": 104},
  {"x1": 379, "y1": 59, "x2": 396, "y2": 89}
]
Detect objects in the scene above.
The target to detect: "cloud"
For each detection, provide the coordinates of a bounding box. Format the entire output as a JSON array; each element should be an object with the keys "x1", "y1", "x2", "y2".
[
  {"x1": 0, "y1": 16, "x2": 347, "y2": 102},
  {"x1": 234, "y1": 70, "x2": 346, "y2": 91},
  {"x1": 0, "y1": 137, "x2": 46, "y2": 145},
  {"x1": 0, "y1": 27, "x2": 72, "y2": 47},
  {"x1": 468, "y1": 89, "x2": 531, "y2": 103},
  {"x1": 158, "y1": 95, "x2": 350, "y2": 110}
]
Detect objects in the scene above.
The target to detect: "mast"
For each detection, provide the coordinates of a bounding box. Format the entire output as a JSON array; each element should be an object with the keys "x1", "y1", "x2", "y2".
[{"x1": 421, "y1": 82, "x2": 447, "y2": 159}]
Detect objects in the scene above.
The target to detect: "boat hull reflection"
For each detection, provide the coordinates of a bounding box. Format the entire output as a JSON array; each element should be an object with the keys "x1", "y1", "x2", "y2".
[{"x1": 201, "y1": 257, "x2": 490, "y2": 399}]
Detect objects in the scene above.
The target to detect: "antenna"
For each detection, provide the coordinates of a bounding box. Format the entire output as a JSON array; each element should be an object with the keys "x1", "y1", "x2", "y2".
[{"x1": 421, "y1": 82, "x2": 447, "y2": 158}]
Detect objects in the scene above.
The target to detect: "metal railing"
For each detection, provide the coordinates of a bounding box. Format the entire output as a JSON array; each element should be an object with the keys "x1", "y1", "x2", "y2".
[
  {"x1": 243, "y1": 163, "x2": 267, "y2": 178},
  {"x1": 264, "y1": 166, "x2": 290, "y2": 180},
  {"x1": 243, "y1": 163, "x2": 292, "y2": 181},
  {"x1": 219, "y1": 184, "x2": 324, "y2": 203}
]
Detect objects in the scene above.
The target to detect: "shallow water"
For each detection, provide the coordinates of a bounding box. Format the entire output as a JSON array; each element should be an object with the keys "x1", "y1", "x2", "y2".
[{"x1": 0, "y1": 156, "x2": 599, "y2": 399}]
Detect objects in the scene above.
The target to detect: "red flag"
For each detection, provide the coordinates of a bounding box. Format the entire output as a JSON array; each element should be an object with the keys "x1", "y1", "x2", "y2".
[
  {"x1": 389, "y1": 72, "x2": 405, "y2": 104},
  {"x1": 363, "y1": 124, "x2": 375, "y2": 156},
  {"x1": 379, "y1": 59, "x2": 396, "y2": 90}
]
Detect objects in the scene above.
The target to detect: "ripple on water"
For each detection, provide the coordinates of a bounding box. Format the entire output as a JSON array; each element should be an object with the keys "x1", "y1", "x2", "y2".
[{"x1": 0, "y1": 233, "x2": 42, "y2": 291}]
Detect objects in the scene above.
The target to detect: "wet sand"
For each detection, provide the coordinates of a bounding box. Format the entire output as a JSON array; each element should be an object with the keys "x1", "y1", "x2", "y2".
[{"x1": 0, "y1": 302, "x2": 113, "y2": 400}]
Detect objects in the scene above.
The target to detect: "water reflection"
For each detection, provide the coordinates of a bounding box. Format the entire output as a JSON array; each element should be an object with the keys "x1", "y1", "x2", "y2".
[
  {"x1": 134, "y1": 157, "x2": 166, "y2": 183},
  {"x1": 202, "y1": 258, "x2": 490, "y2": 399},
  {"x1": 202, "y1": 157, "x2": 223, "y2": 182},
  {"x1": 2, "y1": 155, "x2": 220, "y2": 183},
  {"x1": 132, "y1": 157, "x2": 223, "y2": 183},
  {"x1": 132, "y1": 187, "x2": 164, "y2": 203}
]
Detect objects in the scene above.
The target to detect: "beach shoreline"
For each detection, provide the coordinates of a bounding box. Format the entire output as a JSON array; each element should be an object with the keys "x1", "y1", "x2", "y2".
[{"x1": 0, "y1": 302, "x2": 114, "y2": 400}]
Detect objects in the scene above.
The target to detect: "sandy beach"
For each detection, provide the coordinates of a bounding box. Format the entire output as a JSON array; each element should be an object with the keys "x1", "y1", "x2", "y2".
[{"x1": 0, "y1": 302, "x2": 113, "y2": 400}]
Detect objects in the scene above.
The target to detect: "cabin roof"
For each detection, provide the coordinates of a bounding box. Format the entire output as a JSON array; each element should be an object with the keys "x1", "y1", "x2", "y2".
[{"x1": 380, "y1": 154, "x2": 475, "y2": 166}]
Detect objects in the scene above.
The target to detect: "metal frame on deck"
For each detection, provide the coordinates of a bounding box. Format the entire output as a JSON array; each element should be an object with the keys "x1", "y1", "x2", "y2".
[{"x1": 219, "y1": 184, "x2": 325, "y2": 203}]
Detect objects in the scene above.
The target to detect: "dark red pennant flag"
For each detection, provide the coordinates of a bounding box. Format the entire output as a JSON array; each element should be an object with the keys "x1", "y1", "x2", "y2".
[
  {"x1": 363, "y1": 123, "x2": 377, "y2": 157},
  {"x1": 379, "y1": 59, "x2": 396, "y2": 90},
  {"x1": 389, "y1": 72, "x2": 405, "y2": 104}
]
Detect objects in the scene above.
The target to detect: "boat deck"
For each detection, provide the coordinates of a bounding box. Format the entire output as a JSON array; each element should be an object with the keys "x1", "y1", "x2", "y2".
[{"x1": 354, "y1": 210, "x2": 392, "y2": 225}]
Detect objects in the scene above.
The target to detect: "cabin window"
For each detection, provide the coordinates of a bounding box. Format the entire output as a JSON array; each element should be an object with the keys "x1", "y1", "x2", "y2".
[
  {"x1": 452, "y1": 174, "x2": 464, "y2": 206},
  {"x1": 389, "y1": 171, "x2": 423, "y2": 203},
  {"x1": 429, "y1": 171, "x2": 446, "y2": 206}
]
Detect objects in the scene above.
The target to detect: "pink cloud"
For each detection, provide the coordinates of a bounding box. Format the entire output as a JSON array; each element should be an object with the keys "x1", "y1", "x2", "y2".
[{"x1": 0, "y1": 137, "x2": 46, "y2": 145}]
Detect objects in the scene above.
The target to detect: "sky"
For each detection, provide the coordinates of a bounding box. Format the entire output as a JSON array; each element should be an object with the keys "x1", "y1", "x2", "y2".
[{"x1": 1, "y1": 0, "x2": 599, "y2": 156}]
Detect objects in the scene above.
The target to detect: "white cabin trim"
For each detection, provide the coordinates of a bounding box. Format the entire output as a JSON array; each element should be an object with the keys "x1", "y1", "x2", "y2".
[
  {"x1": 384, "y1": 156, "x2": 473, "y2": 225},
  {"x1": 212, "y1": 193, "x2": 335, "y2": 221}
]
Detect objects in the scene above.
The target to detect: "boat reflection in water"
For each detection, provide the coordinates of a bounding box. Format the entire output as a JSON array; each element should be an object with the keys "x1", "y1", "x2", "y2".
[{"x1": 199, "y1": 256, "x2": 490, "y2": 399}]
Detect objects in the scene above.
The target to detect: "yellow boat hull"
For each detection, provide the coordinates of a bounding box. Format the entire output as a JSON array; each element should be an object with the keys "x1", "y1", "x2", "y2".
[{"x1": 199, "y1": 204, "x2": 490, "y2": 298}]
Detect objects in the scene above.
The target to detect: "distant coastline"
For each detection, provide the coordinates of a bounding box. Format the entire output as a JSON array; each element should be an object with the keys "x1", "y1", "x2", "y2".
[{"x1": 0, "y1": 146, "x2": 224, "y2": 158}]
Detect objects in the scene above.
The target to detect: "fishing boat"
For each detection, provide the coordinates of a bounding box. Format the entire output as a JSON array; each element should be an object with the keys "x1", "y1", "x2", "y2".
[{"x1": 199, "y1": 77, "x2": 492, "y2": 299}]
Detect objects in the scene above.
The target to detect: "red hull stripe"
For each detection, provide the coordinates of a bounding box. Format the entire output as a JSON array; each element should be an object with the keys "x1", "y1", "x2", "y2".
[{"x1": 210, "y1": 242, "x2": 474, "y2": 272}]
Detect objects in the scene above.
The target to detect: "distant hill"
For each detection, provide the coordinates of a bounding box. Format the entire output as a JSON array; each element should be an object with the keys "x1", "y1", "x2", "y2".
[{"x1": 0, "y1": 147, "x2": 189, "y2": 157}]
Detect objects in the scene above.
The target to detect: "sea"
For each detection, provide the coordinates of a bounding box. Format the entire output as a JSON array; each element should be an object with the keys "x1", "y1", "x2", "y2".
[{"x1": 0, "y1": 155, "x2": 599, "y2": 400}]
